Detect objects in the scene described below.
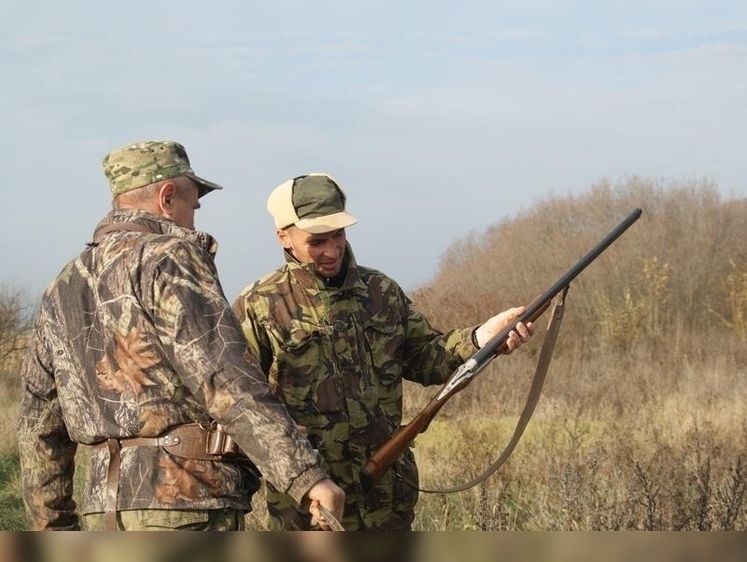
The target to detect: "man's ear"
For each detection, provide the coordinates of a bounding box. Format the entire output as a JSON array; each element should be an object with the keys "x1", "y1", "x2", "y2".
[
  {"x1": 157, "y1": 181, "x2": 177, "y2": 216},
  {"x1": 276, "y1": 228, "x2": 292, "y2": 249}
]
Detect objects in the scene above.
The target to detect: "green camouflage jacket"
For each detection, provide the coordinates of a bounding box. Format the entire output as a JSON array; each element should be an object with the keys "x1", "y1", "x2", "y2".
[
  {"x1": 17, "y1": 209, "x2": 325, "y2": 530},
  {"x1": 232, "y1": 244, "x2": 478, "y2": 530}
]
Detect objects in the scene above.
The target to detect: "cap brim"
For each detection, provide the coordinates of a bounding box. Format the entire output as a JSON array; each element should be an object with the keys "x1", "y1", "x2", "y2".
[
  {"x1": 295, "y1": 211, "x2": 357, "y2": 234},
  {"x1": 186, "y1": 173, "x2": 224, "y2": 198}
]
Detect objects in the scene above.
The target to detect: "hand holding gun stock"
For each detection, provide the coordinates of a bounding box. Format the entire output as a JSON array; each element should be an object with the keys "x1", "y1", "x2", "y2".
[{"x1": 361, "y1": 208, "x2": 643, "y2": 490}]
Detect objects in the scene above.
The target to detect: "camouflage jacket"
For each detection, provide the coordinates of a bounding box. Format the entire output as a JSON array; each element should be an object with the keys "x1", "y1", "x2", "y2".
[
  {"x1": 17, "y1": 209, "x2": 325, "y2": 530},
  {"x1": 232, "y1": 244, "x2": 478, "y2": 530}
]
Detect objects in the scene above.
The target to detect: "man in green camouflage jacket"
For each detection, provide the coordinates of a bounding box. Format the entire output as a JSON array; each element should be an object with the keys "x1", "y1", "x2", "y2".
[
  {"x1": 16, "y1": 142, "x2": 344, "y2": 531},
  {"x1": 232, "y1": 173, "x2": 533, "y2": 530}
]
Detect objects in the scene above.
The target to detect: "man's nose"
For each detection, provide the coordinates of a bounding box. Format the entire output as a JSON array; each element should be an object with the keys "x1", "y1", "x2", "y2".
[{"x1": 323, "y1": 240, "x2": 341, "y2": 255}]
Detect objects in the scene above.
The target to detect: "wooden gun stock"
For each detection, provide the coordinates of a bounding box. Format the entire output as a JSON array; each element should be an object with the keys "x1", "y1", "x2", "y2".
[{"x1": 361, "y1": 208, "x2": 643, "y2": 489}]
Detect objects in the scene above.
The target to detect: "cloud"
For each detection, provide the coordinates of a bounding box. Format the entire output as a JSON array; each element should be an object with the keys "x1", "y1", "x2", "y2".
[{"x1": 1, "y1": 6, "x2": 746, "y2": 298}]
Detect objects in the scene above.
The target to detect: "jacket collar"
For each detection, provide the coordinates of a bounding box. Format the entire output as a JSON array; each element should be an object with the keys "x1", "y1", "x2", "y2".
[
  {"x1": 283, "y1": 242, "x2": 368, "y2": 295},
  {"x1": 91, "y1": 209, "x2": 219, "y2": 257}
]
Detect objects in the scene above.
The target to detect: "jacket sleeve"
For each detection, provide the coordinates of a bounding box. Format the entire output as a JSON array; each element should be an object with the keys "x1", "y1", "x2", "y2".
[
  {"x1": 16, "y1": 312, "x2": 80, "y2": 530},
  {"x1": 231, "y1": 292, "x2": 275, "y2": 377},
  {"x1": 146, "y1": 241, "x2": 326, "y2": 503},
  {"x1": 399, "y1": 286, "x2": 480, "y2": 386}
]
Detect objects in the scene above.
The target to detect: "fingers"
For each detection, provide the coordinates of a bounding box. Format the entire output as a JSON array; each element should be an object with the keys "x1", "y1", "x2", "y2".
[
  {"x1": 310, "y1": 501, "x2": 344, "y2": 531},
  {"x1": 305, "y1": 478, "x2": 346, "y2": 531},
  {"x1": 516, "y1": 321, "x2": 534, "y2": 340},
  {"x1": 504, "y1": 330, "x2": 518, "y2": 353},
  {"x1": 477, "y1": 307, "x2": 535, "y2": 351},
  {"x1": 309, "y1": 500, "x2": 330, "y2": 530},
  {"x1": 309, "y1": 499, "x2": 321, "y2": 521},
  {"x1": 504, "y1": 321, "x2": 534, "y2": 353},
  {"x1": 502, "y1": 306, "x2": 525, "y2": 325}
]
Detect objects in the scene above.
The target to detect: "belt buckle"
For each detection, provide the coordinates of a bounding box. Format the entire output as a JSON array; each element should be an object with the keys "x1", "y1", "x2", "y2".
[{"x1": 206, "y1": 423, "x2": 239, "y2": 456}]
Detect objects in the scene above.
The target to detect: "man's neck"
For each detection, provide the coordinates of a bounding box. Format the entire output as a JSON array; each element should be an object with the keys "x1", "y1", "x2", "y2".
[{"x1": 322, "y1": 269, "x2": 346, "y2": 288}]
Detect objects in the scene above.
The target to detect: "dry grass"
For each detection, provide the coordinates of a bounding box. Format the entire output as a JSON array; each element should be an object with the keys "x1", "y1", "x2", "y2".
[
  {"x1": 407, "y1": 341, "x2": 746, "y2": 530},
  {"x1": 0, "y1": 388, "x2": 19, "y2": 457},
  {"x1": 0, "y1": 358, "x2": 25, "y2": 530},
  {"x1": 14, "y1": 342, "x2": 745, "y2": 531}
]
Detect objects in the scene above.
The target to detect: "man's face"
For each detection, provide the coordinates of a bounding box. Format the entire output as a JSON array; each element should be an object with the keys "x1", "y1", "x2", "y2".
[
  {"x1": 170, "y1": 178, "x2": 200, "y2": 230},
  {"x1": 278, "y1": 226, "x2": 347, "y2": 278}
]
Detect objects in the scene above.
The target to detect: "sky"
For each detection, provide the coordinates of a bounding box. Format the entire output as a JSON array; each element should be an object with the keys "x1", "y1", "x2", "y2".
[{"x1": 1, "y1": 1, "x2": 746, "y2": 303}]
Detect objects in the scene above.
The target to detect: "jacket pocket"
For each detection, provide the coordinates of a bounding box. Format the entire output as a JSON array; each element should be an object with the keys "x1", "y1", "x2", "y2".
[
  {"x1": 273, "y1": 321, "x2": 340, "y2": 415},
  {"x1": 362, "y1": 312, "x2": 404, "y2": 386}
]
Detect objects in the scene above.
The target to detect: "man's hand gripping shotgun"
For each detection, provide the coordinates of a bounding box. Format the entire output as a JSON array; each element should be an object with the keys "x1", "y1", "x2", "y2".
[{"x1": 360, "y1": 208, "x2": 643, "y2": 490}]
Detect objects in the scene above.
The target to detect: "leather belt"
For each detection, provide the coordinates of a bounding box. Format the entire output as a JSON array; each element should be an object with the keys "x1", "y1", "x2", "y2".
[{"x1": 92, "y1": 423, "x2": 245, "y2": 530}]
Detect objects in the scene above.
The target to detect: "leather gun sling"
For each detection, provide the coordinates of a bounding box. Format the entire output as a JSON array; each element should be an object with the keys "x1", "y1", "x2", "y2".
[
  {"x1": 92, "y1": 222, "x2": 156, "y2": 243},
  {"x1": 416, "y1": 287, "x2": 569, "y2": 494}
]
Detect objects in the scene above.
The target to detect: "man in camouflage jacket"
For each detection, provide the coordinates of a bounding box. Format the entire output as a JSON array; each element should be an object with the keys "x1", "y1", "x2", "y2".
[
  {"x1": 232, "y1": 173, "x2": 533, "y2": 530},
  {"x1": 16, "y1": 141, "x2": 344, "y2": 531}
]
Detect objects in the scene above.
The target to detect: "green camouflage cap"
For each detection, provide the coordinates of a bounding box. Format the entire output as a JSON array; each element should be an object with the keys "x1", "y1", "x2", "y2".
[
  {"x1": 102, "y1": 140, "x2": 224, "y2": 198},
  {"x1": 267, "y1": 173, "x2": 357, "y2": 234}
]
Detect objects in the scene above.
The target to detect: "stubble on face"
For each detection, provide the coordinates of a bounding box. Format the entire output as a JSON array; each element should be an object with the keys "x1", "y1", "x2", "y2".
[{"x1": 280, "y1": 227, "x2": 346, "y2": 277}]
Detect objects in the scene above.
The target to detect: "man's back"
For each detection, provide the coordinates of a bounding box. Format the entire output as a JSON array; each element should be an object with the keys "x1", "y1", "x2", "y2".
[{"x1": 19, "y1": 209, "x2": 262, "y2": 523}]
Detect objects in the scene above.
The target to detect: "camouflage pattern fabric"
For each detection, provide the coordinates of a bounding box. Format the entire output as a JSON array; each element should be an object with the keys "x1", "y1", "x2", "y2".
[
  {"x1": 232, "y1": 244, "x2": 479, "y2": 530},
  {"x1": 16, "y1": 209, "x2": 325, "y2": 530},
  {"x1": 101, "y1": 140, "x2": 223, "y2": 198}
]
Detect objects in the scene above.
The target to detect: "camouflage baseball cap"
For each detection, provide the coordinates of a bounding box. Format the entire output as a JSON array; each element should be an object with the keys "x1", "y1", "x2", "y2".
[
  {"x1": 267, "y1": 173, "x2": 357, "y2": 234},
  {"x1": 102, "y1": 140, "x2": 223, "y2": 198}
]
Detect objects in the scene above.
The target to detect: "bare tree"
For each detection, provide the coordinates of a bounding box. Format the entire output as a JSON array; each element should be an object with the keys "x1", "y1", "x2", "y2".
[
  {"x1": 0, "y1": 285, "x2": 32, "y2": 363},
  {"x1": 415, "y1": 178, "x2": 747, "y2": 347}
]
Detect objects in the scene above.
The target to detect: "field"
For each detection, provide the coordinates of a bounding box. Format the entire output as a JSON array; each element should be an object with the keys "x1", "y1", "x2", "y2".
[
  {"x1": 2, "y1": 179, "x2": 745, "y2": 530},
  {"x1": 5, "y1": 341, "x2": 741, "y2": 531},
  {"x1": 408, "y1": 349, "x2": 746, "y2": 530}
]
